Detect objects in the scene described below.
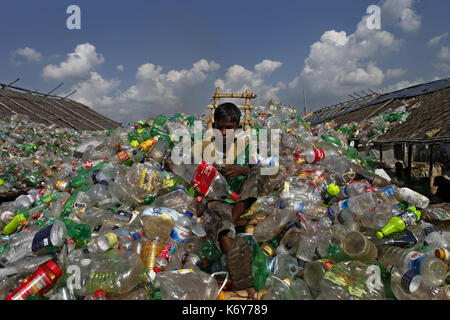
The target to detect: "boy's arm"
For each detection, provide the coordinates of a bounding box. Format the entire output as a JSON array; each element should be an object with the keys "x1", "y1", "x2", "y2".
[{"x1": 221, "y1": 164, "x2": 250, "y2": 180}]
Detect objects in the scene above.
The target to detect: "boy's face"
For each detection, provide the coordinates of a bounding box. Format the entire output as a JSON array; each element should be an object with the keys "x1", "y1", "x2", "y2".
[{"x1": 214, "y1": 119, "x2": 239, "y2": 146}]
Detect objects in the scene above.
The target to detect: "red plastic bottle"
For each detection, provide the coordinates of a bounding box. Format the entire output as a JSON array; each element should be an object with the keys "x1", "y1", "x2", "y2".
[{"x1": 6, "y1": 261, "x2": 62, "y2": 300}]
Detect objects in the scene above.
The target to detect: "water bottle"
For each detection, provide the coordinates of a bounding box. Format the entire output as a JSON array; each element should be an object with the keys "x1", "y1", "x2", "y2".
[
  {"x1": 276, "y1": 227, "x2": 302, "y2": 256},
  {"x1": 261, "y1": 276, "x2": 293, "y2": 300},
  {"x1": 154, "y1": 212, "x2": 193, "y2": 272},
  {"x1": 303, "y1": 259, "x2": 335, "y2": 295},
  {"x1": 378, "y1": 246, "x2": 448, "y2": 286},
  {"x1": 290, "y1": 278, "x2": 313, "y2": 300},
  {"x1": 0, "y1": 220, "x2": 67, "y2": 265}
]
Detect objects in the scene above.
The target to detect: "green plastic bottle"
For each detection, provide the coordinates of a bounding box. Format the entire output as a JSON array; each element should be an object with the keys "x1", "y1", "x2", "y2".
[
  {"x1": 200, "y1": 238, "x2": 222, "y2": 262},
  {"x1": 376, "y1": 207, "x2": 421, "y2": 239},
  {"x1": 321, "y1": 135, "x2": 342, "y2": 148},
  {"x1": 62, "y1": 219, "x2": 92, "y2": 243}
]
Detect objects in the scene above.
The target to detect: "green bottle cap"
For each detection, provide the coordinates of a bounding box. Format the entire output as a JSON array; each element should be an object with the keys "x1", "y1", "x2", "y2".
[
  {"x1": 407, "y1": 207, "x2": 421, "y2": 221},
  {"x1": 326, "y1": 184, "x2": 340, "y2": 197}
]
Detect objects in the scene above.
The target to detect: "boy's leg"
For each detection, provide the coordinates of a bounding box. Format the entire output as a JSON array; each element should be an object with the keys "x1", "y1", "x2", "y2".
[{"x1": 206, "y1": 200, "x2": 254, "y2": 290}]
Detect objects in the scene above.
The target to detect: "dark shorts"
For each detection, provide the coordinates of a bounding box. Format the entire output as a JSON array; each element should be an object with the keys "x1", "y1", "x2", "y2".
[{"x1": 205, "y1": 167, "x2": 269, "y2": 252}]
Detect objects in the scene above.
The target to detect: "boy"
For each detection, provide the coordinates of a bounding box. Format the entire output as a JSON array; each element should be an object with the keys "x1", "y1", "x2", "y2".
[{"x1": 166, "y1": 102, "x2": 268, "y2": 290}]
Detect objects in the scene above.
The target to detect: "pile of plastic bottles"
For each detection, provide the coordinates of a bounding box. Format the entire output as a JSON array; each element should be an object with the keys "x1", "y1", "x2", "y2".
[
  {"x1": 0, "y1": 113, "x2": 104, "y2": 195},
  {"x1": 0, "y1": 104, "x2": 448, "y2": 301},
  {"x1": 333, "y1": 102, "x2": 421, "y2": 147}
]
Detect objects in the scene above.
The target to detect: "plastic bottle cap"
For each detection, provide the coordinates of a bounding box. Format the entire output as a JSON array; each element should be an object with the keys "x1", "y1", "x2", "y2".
[
  {"x1": 435, "y1": 249, "x2": 445, "y2": 260},
  {"x1": 376, "y1": 231, "x2": 384, "y2": 239},
  {"x1": 132, "y1": 233, "x2": 141, "y2": 240},
  {"x1": 95, "y1": 290, "x2": 105, "y2": 297},
  {"x1": 45, "y1": 260, "x2": 62, "y2": 279},
  {"x1": 185, "y1": 211, "x2": 193, "y2": 218},
  {"x1": 231, "y1": 193, "x2": 239, "y2": 201},
  {"x1": 326, "y1": 184, "x2": 340, "y2": 197},
  {"x1": 195, "y1": 196, "x2": 203, "y2": 203},
  {"x1": 153, "y1": 267, "x2": 161, "y2": 273},
  {"x1": 174, "y1": 186, "x2": 186, "y2": 192},
  {"x1": 279, "y1": 201, "x2": 284, "y2": 208}
]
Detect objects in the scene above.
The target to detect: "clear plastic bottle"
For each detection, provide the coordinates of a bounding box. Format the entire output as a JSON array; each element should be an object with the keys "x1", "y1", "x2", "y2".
[
  {"x1": 378, "y1": 246, "x2": 448, "y2": 286},
  {"x1": 303, "y1": 259, "x2": 335, "y2": 295},
  {"x1": 262, "y1": 276, "x2": 293, "y2": 300},
  {"x1": 290, "y1": 278, "x2": 313, "y2": 300},
  {"x1": 397, "y1": 187, "x2": 429, "y2": 209},
  {"x1": 276, "y1": 227, "x2": 302, "y2": 256},
  {"x1": 253, "y1": 208, "x2": 297, "y2": 242},
  {"x1": 140, "y1": 237, "x2": 165, "y2": 272},
  {"x1": 272, "y1": 254, "x2": 300, "y2": 280},
  {"x1": 154, "y1": 212, "x2": 193, "y2": 272},
  {"x1": 342, "y1": 231, "x2": 378, "y2": 261},
  {"x1": 0, "y1": 220, "x2": 67, "y2": 265}
]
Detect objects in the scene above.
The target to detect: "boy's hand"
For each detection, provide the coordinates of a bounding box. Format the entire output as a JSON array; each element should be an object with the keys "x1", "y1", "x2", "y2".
[{"x1": 222, "y1": 165, "x2": 249, "y2": 180}]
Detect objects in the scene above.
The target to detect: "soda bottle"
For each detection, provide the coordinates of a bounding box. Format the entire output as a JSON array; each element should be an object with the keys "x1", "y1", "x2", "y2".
[
  {"x1": 172, "y1": 161, "x2": 239, "y2": 202},
  {"x1": 6, "y1": 260, "x2": 62, "y2": 300},
  {"x1": 376, "y1": 207, "x2": 421, "y2": 239}
]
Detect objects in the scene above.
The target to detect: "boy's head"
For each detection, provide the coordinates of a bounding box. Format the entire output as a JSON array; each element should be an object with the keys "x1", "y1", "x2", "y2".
[{"x1": 213, "y1": 103, "x2": 241, "y2": 143}]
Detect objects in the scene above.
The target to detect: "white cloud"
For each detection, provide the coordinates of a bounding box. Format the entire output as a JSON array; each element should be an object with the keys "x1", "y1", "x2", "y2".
[
  {"x1": 10, "y1": 47, "x2": 42, "y2": 65},
  {"x1": 428, "y1": 32, "x2": 448, "y2": 47},
  {"x1": 69, "y1": 72, "x2": 120, "y2": 109},
  {"x1": 117, "y1": 65, "x2": 124, "y2": 72},
  {"x1": 68, "y1": 59, "x2": 220, "y2": 122},
  {"x1": 299, "y1": 14, "x2": 402, "y2": 97},
  {"x1": 41, "y1": 43, "x2": 105, "y2": 81},
  {"x1": 434, "y1": 46, "x2": 450, "y2": 72},
  {"x1": 437, "y1": 46, "x2": 450, "y2": 61},
  {"x1": 214, "y1": 60, "x2": 284, "y2": 103},
  {"x1": 381, "y1": 0, "x2": 422, "y2": 32},
  {"x1": 386, "y1": 68, "x2": 407, "y2": 78},
  {"x1": 382, "y1": 78, "x2": 423, "y2": 92}
]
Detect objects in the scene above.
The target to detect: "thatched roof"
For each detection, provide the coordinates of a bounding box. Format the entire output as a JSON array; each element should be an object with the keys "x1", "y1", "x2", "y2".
[
  {"x1": 304, "y1": 77, "x2": 450, "y2": 144},
  {"x1": 0, "y1": 84, "x2": 121, "y2": 131}
]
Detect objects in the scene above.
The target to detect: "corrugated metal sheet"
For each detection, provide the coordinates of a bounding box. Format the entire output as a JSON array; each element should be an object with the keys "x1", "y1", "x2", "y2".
[{"x1": 0, "y1": 86, "x2": 121, "y2": 131}]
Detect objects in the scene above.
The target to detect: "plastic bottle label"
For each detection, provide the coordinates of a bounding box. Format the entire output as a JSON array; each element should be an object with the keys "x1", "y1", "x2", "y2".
[
  {"x1": 382, "y1": 186, "x2": 396, "y2": 198},
  {"x1": 338, "y1": 200, "x2": 349, "y2": 211},
  {"x1": 159, "y1": 243, "x2": 176, "y2": 260},
  {"x1": 115, "y1": 209, "x2": 133, "y2": 222},
  {"x1": 400, "y1": 270, "x2": 417, "y2": 291},
  {"x1": 313, "y1": 149, "x2": 325, "y2": 162},
  {"x1": 170, "y1": 225, "x2": 190, "y2": 243},
  {"x1": 408, "y1": 252, "x2": 428, "y2": 275},
  {"x1": 104, "y1": 233, "x2": 118, "y2": 247},
  {"x1": 116, "y1": 150, "x2": 130, "y2": 162},
  {"x1": 423, "y1": 226, "x2": 437, "y2": 236},
  {"x1": 56, "y1": 181, "x2": 69, "y2": 191},
  {"x1": 32, "y1": 224, "x2": 56, "y2": 252},
  {"x1": 169, "y1": 268, "x2": 194, "y2": 274},
  {"x1": 317, "y1": 259, "x2": 334, "y2": 270},
  {"x1": 190, "y1": 162, "x2": 218, "y2": 196},
  {"x1": 142, "y1": 207, "x2": 180, "y2": 221}
]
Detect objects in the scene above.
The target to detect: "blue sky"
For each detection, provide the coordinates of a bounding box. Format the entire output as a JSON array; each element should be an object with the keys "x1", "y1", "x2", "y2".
[{"x1": 1, "y1": 0, "x2": 449, "y2": 123}]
